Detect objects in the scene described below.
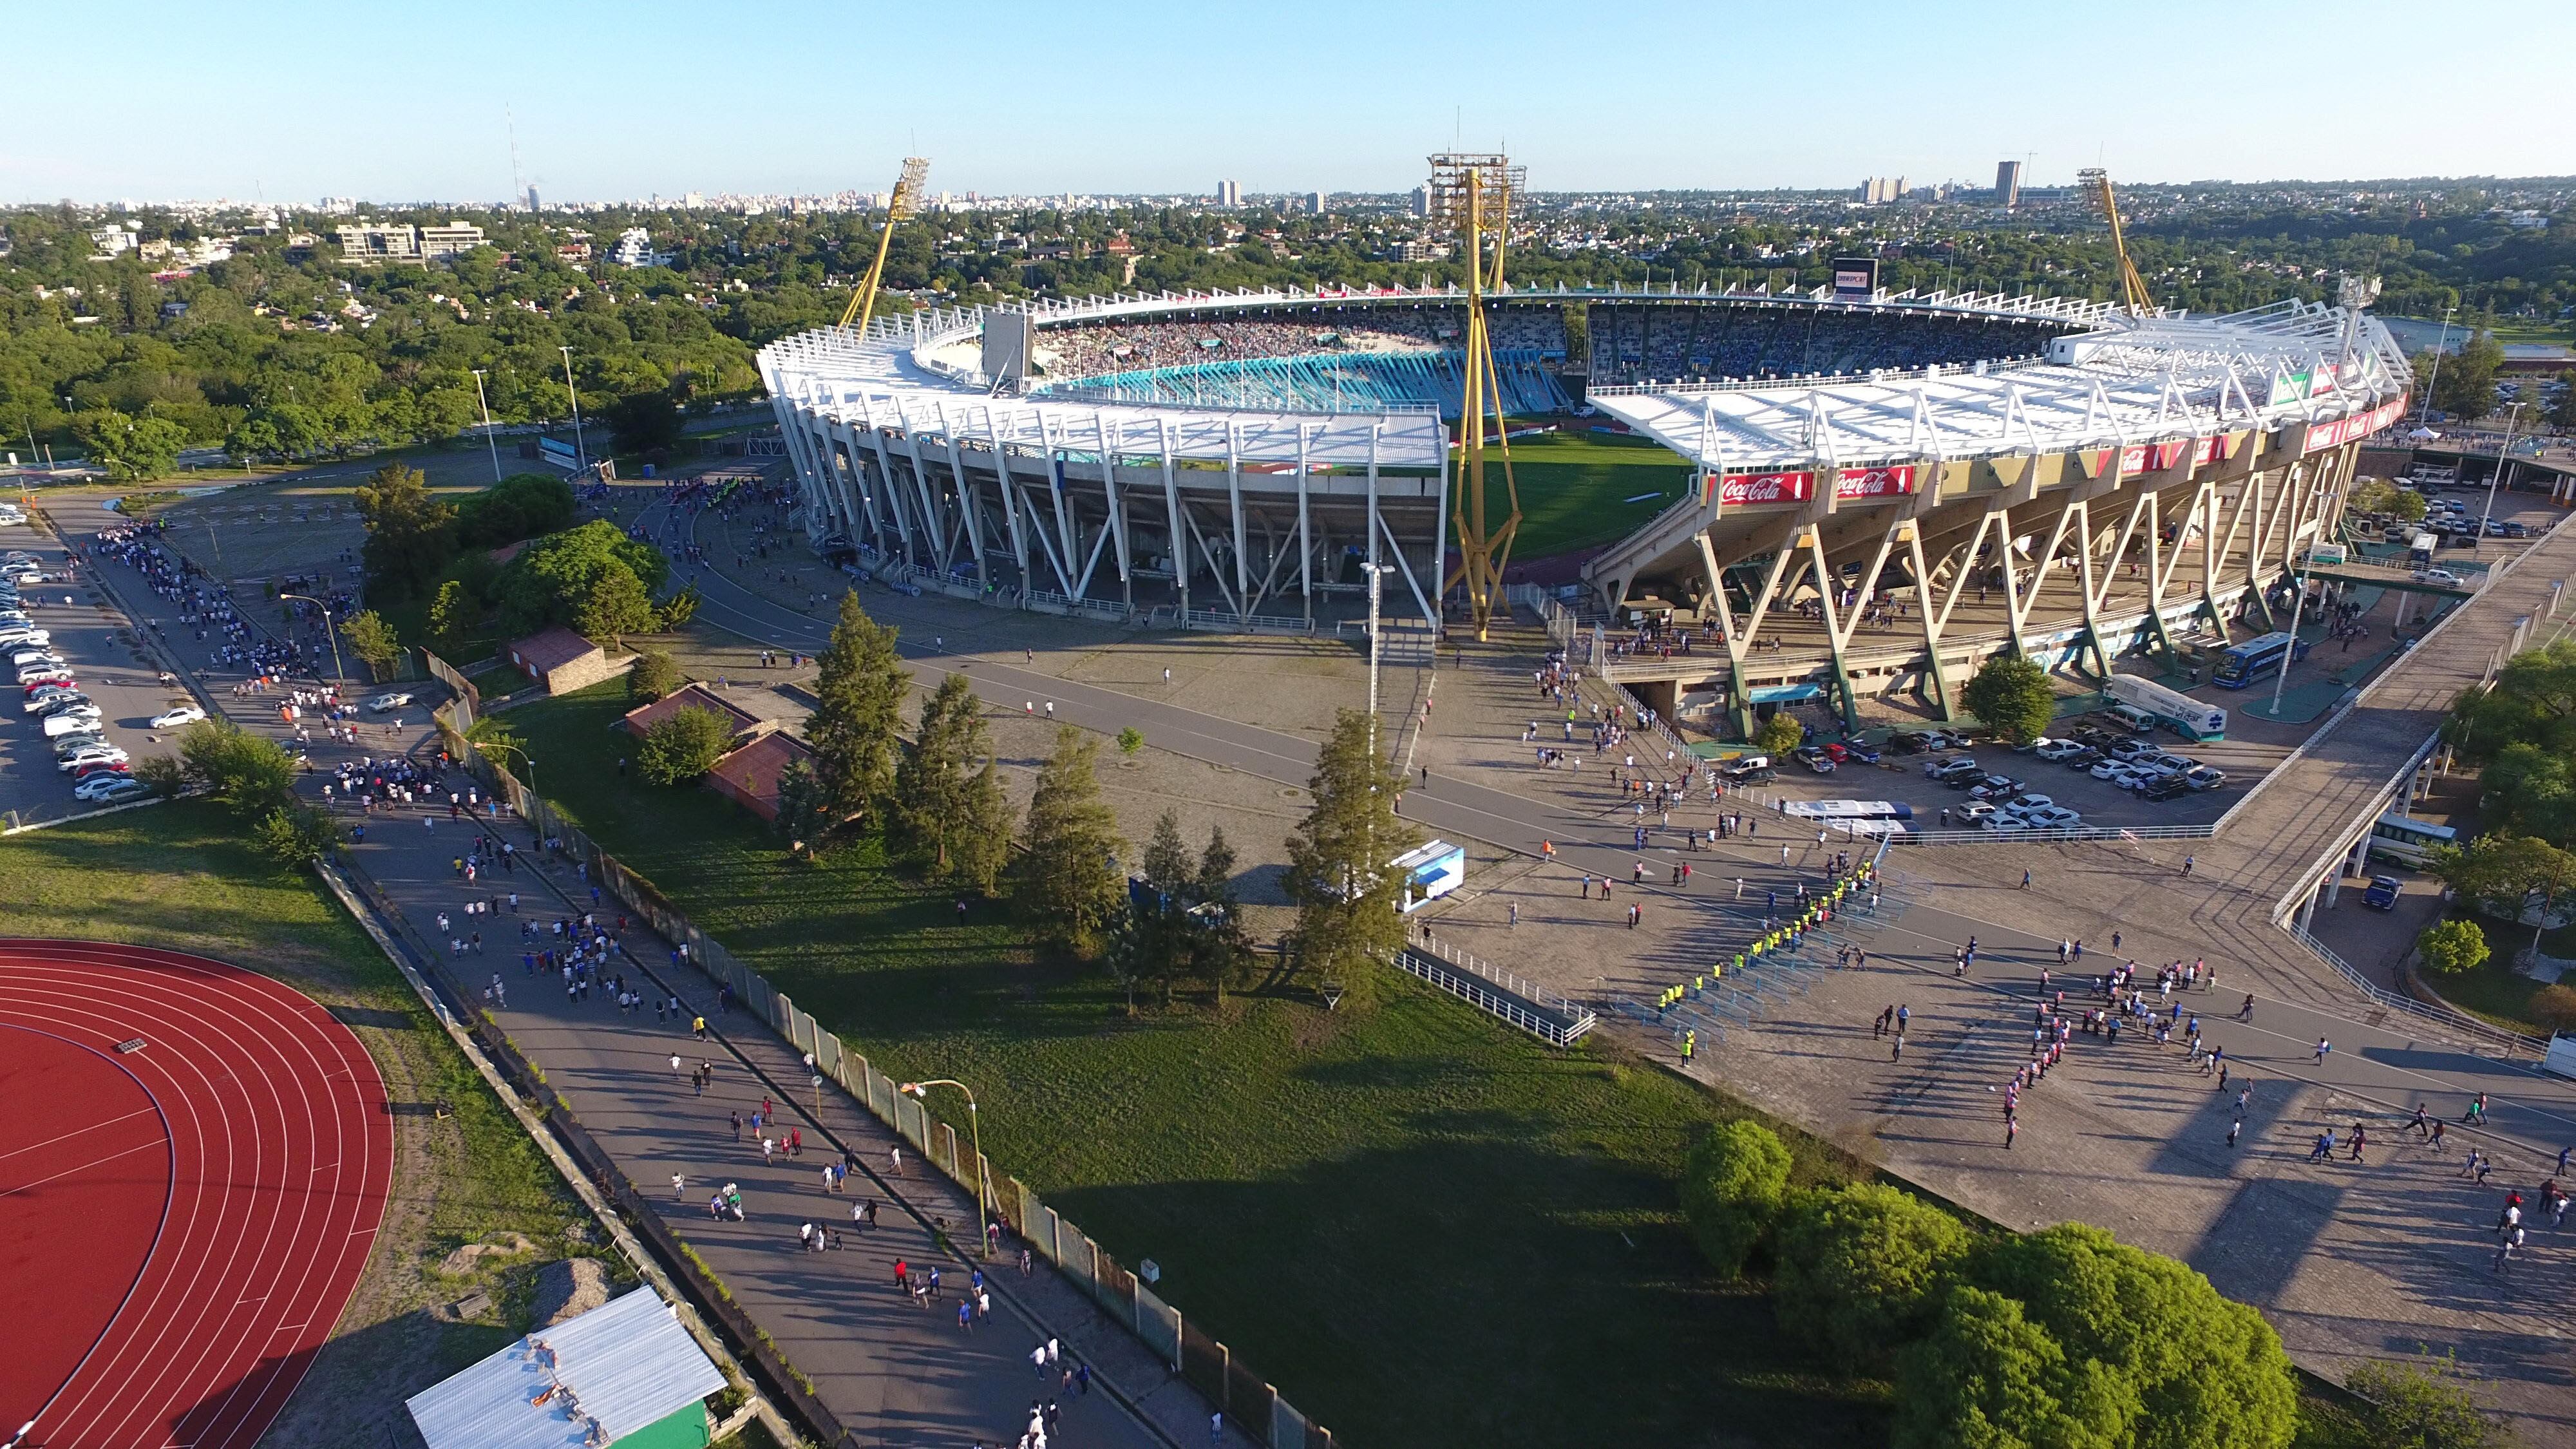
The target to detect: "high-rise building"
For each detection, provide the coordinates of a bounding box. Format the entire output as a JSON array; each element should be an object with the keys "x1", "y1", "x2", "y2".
[
  {"x1": 1410, "y1": 184, "x2": 1434, "y2": 218},
  {"x1": 1307, "y1": 191, "x2": 1327, "y2": 216},
  {"x1": 1217, "y1": 179, "x2": 1240, "y2": 207},
  {"x1": 1996, "y1": 160, "x2": 2023, "y2": 208},
  {"x1": 524, "y1": 184, "x2": 541, "y2": 212},
  {"x1": 1855, "y1": 176, "x2": 1906, "y2": 205}
]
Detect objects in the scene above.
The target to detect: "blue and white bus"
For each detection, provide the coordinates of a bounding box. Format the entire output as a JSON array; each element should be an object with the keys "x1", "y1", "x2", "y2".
[
  {"x1": 2366, "y1": 813, "x2": 2457, "y2": 867},
  {"x1": 2211, "y1": 632, "x2": 2313, "y2": 689}
]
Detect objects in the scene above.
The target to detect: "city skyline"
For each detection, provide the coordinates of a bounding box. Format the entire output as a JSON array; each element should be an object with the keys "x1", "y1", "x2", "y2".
[{"x1": 5, "y1": 0, "x2": 2571, "y2": 204}]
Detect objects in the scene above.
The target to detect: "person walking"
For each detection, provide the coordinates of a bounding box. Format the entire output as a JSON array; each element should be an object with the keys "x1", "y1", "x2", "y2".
[
  {"x1": 2313, "y1": 1036, "x2": 2331, "y2": 1062},
  {"x1": 2226, "y1": 1117, "x2": 2242, "y2": 1148}
]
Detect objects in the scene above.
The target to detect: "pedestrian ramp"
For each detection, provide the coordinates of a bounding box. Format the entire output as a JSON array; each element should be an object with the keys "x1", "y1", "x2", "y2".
[{"x1": 1393, "y1": 940, "x2": 1597, "y2": 1047}]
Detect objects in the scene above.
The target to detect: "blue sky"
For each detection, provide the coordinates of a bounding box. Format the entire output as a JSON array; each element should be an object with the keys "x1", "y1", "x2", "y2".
[{"x1": 7, "y1": 0, "x2": 2569, "y2": 203}]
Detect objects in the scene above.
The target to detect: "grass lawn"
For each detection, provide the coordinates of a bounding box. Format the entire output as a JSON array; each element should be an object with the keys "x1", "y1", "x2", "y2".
[
  {"x1": 0, "y1": 802, "x2": 597, "y2": 1408},
  {"x1": 2430, "y1": 916, "x2": 2556, "y2": 1032},
  {"x1": 1486, "y1": 429, "x2": 1695, "y2": 559},
  {"x1": 503, "y1": 676, "x2": 1889, "y2": 1448}
]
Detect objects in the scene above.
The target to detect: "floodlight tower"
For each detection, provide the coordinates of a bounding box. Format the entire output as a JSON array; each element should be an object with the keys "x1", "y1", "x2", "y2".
[
  {"x1": 1427, "y1": 151, "x2": 1527, "y2": 640},
  {"x1": 838, "y1": 157, "x2": 932, "y2": 336},
  {"x1": 2078, "y1": 167, "x2": 2154, "y2": 317}
]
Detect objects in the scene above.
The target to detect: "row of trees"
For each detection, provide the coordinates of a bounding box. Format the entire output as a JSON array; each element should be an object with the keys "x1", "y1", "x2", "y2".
[
  {"x1": 131, "y1": 717, "x2": 337, "y2": 864},
  {"x1": 1681, "y1": 1120, "x2": 2508, "y2": 1449}
]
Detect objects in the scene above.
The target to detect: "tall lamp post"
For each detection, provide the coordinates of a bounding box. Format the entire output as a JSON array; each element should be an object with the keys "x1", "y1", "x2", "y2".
[
  {"x1": 473, "y1": 738, "x2": 540, "y2": 830},
  {"x1": 558, "y1": 346, "x2": 587, "y2": 471},
  {"x1": 2472, "y1": 402, "x2": 2526, "y2": 554},
  {"x1": 900, "y1": 1079, "x2": 989, "y2": 1253},
  {"x1": 276, "y1": 592, "x2": 345, "y2": 692},
  {"x1": 2417, "y1": 305, "x2": 2457, "y2": 427},
  {"x1": 471, "y1": 369, "x2": 504, "y2": 484}
]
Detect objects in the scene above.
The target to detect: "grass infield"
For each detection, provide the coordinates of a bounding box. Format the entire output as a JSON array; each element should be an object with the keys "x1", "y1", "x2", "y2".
[
  {"x1": 1485, "y1": 428, "x2": 1695, "y2": 560},
  {"x1": 504, "y1": 677, "x2": 1886, "y2": 1448}
]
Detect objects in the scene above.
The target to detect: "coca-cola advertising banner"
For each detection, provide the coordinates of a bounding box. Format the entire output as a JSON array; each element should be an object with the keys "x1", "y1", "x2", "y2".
[
  {"x1": 1705, "y1": 469, "x2": 1816, "y2": 506},
  {"x1": 1833, "y1": 465, "x2": 1917, "y2": 500},
  {"x1": 2300, "y1": 395, "x2": 2412, "y2": 455}
]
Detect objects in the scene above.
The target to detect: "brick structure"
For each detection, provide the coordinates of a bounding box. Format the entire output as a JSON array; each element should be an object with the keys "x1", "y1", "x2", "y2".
[
  {"x1": 703, "y1": 730, "x2": 815, "y2": 823},
  {"x1": 619, "y1": 683, "x2": 766, "y2": 742},
  {"x1": 505, "y1": 627, "x2": 616, "y2": 696}
]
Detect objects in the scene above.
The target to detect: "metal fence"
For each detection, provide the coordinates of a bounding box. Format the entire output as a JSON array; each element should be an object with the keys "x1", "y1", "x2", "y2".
[
  {"x1": 1394, "y1": 943, "x2": 1597, "y2": 1046},
  {"x1": 422, "y1": 661, "x2": 1329, "y2": 1448}
]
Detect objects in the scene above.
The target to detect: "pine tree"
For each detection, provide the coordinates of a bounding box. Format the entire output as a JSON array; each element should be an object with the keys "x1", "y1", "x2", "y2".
[
  {"x1": 1014, "y1": 726, "x2": 1125, "y2": 960},
  {"x1": 1191, "y1": 825, "x2": 1251, "y2": 1003},
  {"x1": 1283, "y1": 708, "x2": 1419, "y2": 1005},
  {"x1": 804, "y1": 591, "x2": 908, "y2": 834},
  {"x1": 895, "y1": 674, "x2": 1012, "y2": 892},
  {"x1": 1124, "y1": 810, "x2": 1197, "y2": 1005},
  {"x1": 772, "y1": 759, "x2": 830, "y2": 859}
]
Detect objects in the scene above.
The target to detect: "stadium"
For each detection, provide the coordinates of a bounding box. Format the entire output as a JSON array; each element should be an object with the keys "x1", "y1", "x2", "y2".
[{"x1": 760, "y1": 279, "x2": 2412, "y2": 734}]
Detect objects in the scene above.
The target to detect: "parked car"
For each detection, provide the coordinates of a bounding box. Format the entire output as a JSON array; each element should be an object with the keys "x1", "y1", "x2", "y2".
[
  {"x1": 2363, "y1": 876, "x2": 2401, "y2": 910},
  {"x1": 1888, "y1": 732, "x2": 1935, "y2": 755},
  {"x1": 150, "y1": 704, "x2": 207, "y2": 728},
  {"x1": 1978, "y1": 814, "x2": 2032, "y2": 832},
  {"x1": 2021, "y1": 806, "x2": 2083, "y2": 829},
  {"x1": 366, "y1": 690, "x2": 415, "y2": 713},
  {"x1": 1795, "y1": 745, "x2": 1837, "y2": 773},
  {"x1": 75, "y1": 776, "x2": 152, "y2": 804},
  {"x1": 2107, "y1": 738, "x2": 2158, "y2": 763},
  {"x1": 1927, "y1": 756, "x2": 1982, "y2": 783},
  {"x1": 2139, "y1": 775, "x2": 2193, "y2": 802},
  {"x1": 2060, "y1": 747, "x2": 2103, "y2": 770},
  {"x1": 2414, "y1": 567, "x2": 2463, "y2": 587},
  {"x1": 57, "y1": 744, "x2": 128, "y2": 772},
  {"x1": 1953, "y1": 800, "x2": 1997, "y2": 824},
  {"x1": 2183, "y1": 765, "x2": 2227, "y2": 791},
  {"x1": 70, "y1": 759, "x2": 130, "y2": 781},
  {"x1": 1999, "y1": 794, "x2": 2057, "y2": 818},
  {"x1": 2033, "y1": 739, "x2": 2088, "y2": 761},
  {"x1": 1833, "y1": 741, "x2": 1882, "y2": 764},
  {"x1": 1966, "y1": 775, "x2": 2023, "y2": 800}
]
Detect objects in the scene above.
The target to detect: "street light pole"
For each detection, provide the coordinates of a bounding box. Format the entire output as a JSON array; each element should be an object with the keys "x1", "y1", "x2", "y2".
[
  {"x1": 900, "y1": 1079, "x2": 989, "y2": 1254},
  {"x1": 2417, "y1": 305, "x2": 2456, "y2": 428},
  {"x1": 277, "y1": 592, "x2": 345, "y2": 692},
  {"x1": 471, "y1": 369, "x2": 504, "y2": 484},
  {"x1": 558, "y1": 346, "x2": 587, "y2": 471},
  {"x1": 2266, "y1": 567, "x2": 2308, "y2": 720},
  {"x1": 1362, "y1": 564, "x2": 1393, "y2": 763},
  {"x1": 2472, "y1": 402, "x2": 2525, "y2": 555}
]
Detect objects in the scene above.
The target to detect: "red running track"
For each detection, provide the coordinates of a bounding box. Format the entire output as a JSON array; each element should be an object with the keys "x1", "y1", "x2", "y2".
[{"x1": 0, "y1": 942, "x2": 393, "y2": 1449}]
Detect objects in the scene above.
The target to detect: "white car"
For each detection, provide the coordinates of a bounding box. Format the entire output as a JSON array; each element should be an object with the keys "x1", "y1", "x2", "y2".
[
  {"x1": 1978, "y1": 814, "x2": 2032, "y2": 832},
  {"x1": 2033, "y1": 739, "x2": 2087, "y2": 761},
  {"x1": 150, "y1": 704, "x2": 207, "y2": 728},
  {"x1": 2021, "y1": 806, "x2": 2084, "y2": 829},
  {"x1": 57, "y1": 744, "x2": 128, "y2": 772},
  {"x1": 41, "y1": 707, "x2": 103, "y2": 735},
  {"x1": 366, "y1": 690, "x2": 414, "y2": 713},
  {"x1": 75, "y1": 774, "x2": 150, "y2": 803},
  {"x1": 51, "y1": 730, "x2": 108, "y2": 757},
  {"x1": 0, "y1": 630, "x2": 47, "y2": 650},
  {"x1": 2000, "y1": 794, "x2": 2058, "y2": 819},
  {"x1": 29, "y1": 690, "x2": 90, "y2": 715},
  {"x1": 2414, "y1": 568, "x2": 2463, "y2": 587}
]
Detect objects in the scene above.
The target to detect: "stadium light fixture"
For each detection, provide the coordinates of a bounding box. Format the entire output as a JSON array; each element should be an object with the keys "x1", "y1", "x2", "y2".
[
  {"x1": 1426, "y1": 153, "x2": 1528, "y2": 641},
  {"x1": 838, "y1": 157, "x2": 932, "y2": 336}
]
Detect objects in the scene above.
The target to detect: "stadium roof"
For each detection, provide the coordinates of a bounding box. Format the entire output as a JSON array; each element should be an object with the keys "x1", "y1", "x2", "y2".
[
  {"x1": 759, "y1": 285, "x2": 2405, "y2": 475},
  {"x1": 405, "y1": 1287, "x2": 725, "y2": 1449},
  {"x1": 1587, "y1": 298, "x2": 2410, "y2": 471}
]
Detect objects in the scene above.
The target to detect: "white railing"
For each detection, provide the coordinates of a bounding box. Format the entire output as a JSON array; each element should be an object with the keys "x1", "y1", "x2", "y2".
[
  {"x1": 1395, "y1": 937, "x2": 1596, "y2": 1047},
  {"x1": 1888, "y1": 822, "x2": 2219, "y2": 846},
  {"x1": 1180, "y1": 608, "x2": 1312, "y2": 636}
]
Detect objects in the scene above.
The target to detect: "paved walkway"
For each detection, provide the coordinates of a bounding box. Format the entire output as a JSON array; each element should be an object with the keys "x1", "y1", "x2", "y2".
[{"x1": 59, "y1": 504, "x2": 1240, "y2": 1449}]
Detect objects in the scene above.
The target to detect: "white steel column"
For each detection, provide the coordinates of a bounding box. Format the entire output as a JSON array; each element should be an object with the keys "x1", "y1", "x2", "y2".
[
  {"x1": 1159, "y1": 420, "x2": 1186, "y2": 620},
  {"x1": 1226, "y1": 422, "x2": 1250, "y2": 620},
  {"x1": 1095, "y1": 411, "x2": 1132, "y2": 607}
]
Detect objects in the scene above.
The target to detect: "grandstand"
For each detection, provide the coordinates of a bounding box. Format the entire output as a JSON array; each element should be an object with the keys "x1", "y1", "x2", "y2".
[{"x1": 761, "y1": 283, "x2": 2414, "y2": 703}]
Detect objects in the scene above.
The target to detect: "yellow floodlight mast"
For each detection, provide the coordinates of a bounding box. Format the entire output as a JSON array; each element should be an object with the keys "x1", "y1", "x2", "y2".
[
  {"x1": 837, "y1": 157, "x2": 931, "y2": 334},
  {"x1": 2078, "y1": 167, "x2": 2154, "y2": 317},
  {"x1": 1427, "y1": 152, "x2": 1527, "y2": 640}
]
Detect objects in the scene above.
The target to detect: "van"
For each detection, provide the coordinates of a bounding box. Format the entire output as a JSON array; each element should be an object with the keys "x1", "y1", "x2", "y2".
[
  {"x1": 2106, "y1": 703, "x2": 2157, "y2": 733},
  {"x1": 43, "y1": 710, "x2": 102, "y2": 737}
]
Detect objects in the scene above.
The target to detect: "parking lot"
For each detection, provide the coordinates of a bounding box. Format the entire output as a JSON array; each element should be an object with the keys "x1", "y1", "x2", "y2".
[{"x1": 0, "y1": 498, "x2": 204, "y2": 828}]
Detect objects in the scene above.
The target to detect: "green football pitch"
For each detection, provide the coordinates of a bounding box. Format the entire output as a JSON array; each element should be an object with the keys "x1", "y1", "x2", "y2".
[{"x1": 1475, "y1": 428, "x2": 1694, "y2": 559}]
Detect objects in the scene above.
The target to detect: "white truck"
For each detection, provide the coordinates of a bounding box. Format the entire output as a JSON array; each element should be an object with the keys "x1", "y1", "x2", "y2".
[{"x1": 2103, "y1": 673, "x2": 2228, "y2": 742}]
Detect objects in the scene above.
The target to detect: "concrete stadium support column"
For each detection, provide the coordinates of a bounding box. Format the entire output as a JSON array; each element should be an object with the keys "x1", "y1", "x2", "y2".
[
  {"x1": 861, "y1": 410, "x2": 916, "y2": 560},
  {"x1": 1037, "y1": 416, "x2": 1082, "y2": 596},
  {"x1": 938, "y1": 404, "x2": 989, "y2": 594},
  {"x1": 1295, "y1": 425, "x2": 1314, "y2": 624},
  {"x1": 1705, "y1": 520, "x2": 1802, "y2": 740},
  {"x1": 1815, "y1": 520, "x2": 1903, "y2": 734},
  {"x1": 1095, "y1": 412, "x2": 1132, "y2": 609},
  {"x1": 898, "y1": 412, "x2": 951, "y2": 573},
  {"x1": 2202, "y1": 461, "x2": 2262, "y2": 635},
  {"x1": 1226, "y1": 424, "x2": 1251, "y2": 620},
  {"x1": 983, "y1": 413, "x2": 1031, "y2": 597},
  {"x1": 1159, "y1": 422, "x2": 1188, "y2": 620}
]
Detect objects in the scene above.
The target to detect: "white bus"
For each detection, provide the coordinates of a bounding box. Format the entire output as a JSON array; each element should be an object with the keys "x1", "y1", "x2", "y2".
[
  {"x1": 2366, "y1": 813, "x2": 2456, "y2": 867},
  {"x1": 1781, "y1": 799, "x2": 1915, "y2": 823}
]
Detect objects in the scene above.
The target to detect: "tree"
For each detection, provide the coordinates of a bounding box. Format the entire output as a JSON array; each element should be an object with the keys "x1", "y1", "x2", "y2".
[
  {"x1": 2349, "y1": 478, "x2": 2428, "y2": 523},
  {"x1": 606, "y1": 388, "x2": 685, "y2": 456},
  {"x1": 657, "y1": 583, "x2": 702, "y2": 630},
  {"x1": 74, "y1": 409, "x2": 187, "y2": 480},
  {"x1": 2344, "y1": 1359, "x2": 2515, "y2": 1449},
  {"x1": 1677, "y1": 1119, "x2": 1794, "y2": 1278},
  {"x1": 2427, "y1": 331, "x2": 2505, "y2": 421},
  {"x1": 2526, "y1": 983, "x2": 2576, "y2": 1036},
  {"x1": 1014, "y1": 725, "x2": 1124, "y2": 959},
  {"x1": 1191, "y1": 825, "x2": 1251, "y2": 1002},
  {"x1": 1964, "y1": 652, "x2": 2057, "y2": 746},
  {"x1": 492, "y1": 519, "x2": 670, "y2": 635},
  {"x1": 1774, "y1": 1182, "x2": 1975, "y2": 1367},
  {"x1": 573, "y1": 565, "x2": 658, "y2": 645},
  {"x1": 2550, "y1": 372, "x2": 2576, "y2": 432},
  {"x1": 1754, "y1": 712, "x2": 1804, "y2": 757},
  {"x1": 2417, "y1": 918, "x2": 2491, "y2": 976},
  {"x1": 895, "y1": 674, "x2": 1012, "y2": 892},
  {"x1": 636, "y1": 706, "x2": 734, "y2": 785},
  {"x1": 1122, "y1": 810, "x2": 1198, "y2": 1005},
  {"x1": 2429, "y1": 833, "x2": 2576, "y2": 948},
  {"x1": 805, "y1": 591, "x2": 909, "y2": 833},
  {"x1": 1117, "y1": 726, "x2": 1145, "y2": 755},
  {"x1": 426, "y1": 579, "x2": 475, "y2": 655},
  {"x1": 453, "y1": 473, "x2": 578, "y2": 549},
  {"x1": 1282, "y1": 707, "x2": 1418, "y2": 1004},
  {"x1": 772, "y1": 759, "x2": 831, "y2": 859},
  {"x1": 340, "y1": 610, "x2": 401, "y2": 681},
  {"x1": 1965, "y1": 1222, "x2": 2299, "y2": 1449},
  {"x1": 253, "y1": 804, "x2": 340, "y2": 866},
  {"x1": 1892, "y1": 1286, "x2": 2119, "y2": 1449},
  {"x1": 171, "y1": 717, "x2": 298, "y2": 817},
  {"x1": 629, "y1": 649, "x2": 683, "y2": 703},
  {"x1": 353, "y1": 462, "x2": 459, "y2": 599}
]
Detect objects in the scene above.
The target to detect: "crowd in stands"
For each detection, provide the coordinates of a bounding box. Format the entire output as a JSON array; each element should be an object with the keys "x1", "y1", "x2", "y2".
[
  {"x1": 1586, "y1": 303, "x2": 2069, "y2": 386},
  {"x1": 1033, "y1": 306, "x2": 1573, "y2": 383}
]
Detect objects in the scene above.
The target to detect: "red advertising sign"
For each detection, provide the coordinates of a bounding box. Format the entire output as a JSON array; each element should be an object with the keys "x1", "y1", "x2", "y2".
[
  {"x1": 2301, "y1": 397, "x2": 2410, "y2": 455},
  {"x1": 1715, "y1": 470, "x2": 1815, "y2": 506},
  {"x1": 1833, "y1": 464, "x2": 1917, "y2": 500}
]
